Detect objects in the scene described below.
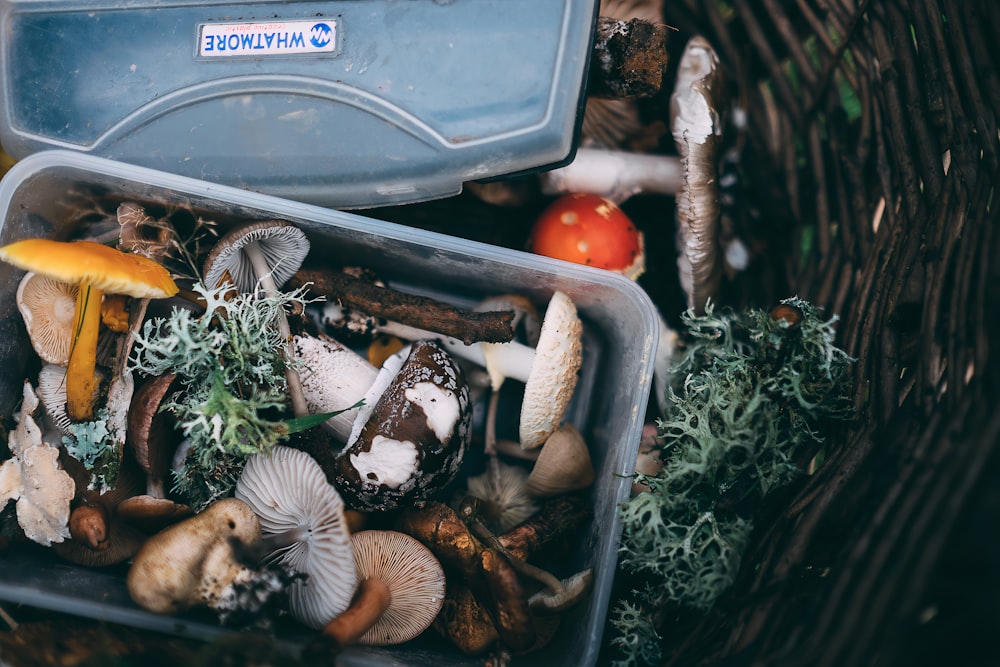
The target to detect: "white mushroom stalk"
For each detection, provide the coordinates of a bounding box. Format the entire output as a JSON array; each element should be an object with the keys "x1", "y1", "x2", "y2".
[
  {"x1": 539, "y1": 147, "x2": 683, "y2": 204},
  {"x1": 671, "y1": 35, "x2": 725, "y2": 314}
]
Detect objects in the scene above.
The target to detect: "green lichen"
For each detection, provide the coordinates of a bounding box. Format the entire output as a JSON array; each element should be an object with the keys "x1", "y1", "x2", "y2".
[
  {"x1": 129, "y1": 281, "x2": 313, "y2": 511},
  {"x1": 609, "y1": 297, "x2": 853, "y2": 667},
  {"x1": 63, "y1": 407, "x2": 120, "y2": 491}
]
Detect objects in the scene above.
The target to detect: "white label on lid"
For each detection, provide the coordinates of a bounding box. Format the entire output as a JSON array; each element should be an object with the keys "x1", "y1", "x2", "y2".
[{"x1": 198, "y1": 20, "x2": 337, "y2": 57}]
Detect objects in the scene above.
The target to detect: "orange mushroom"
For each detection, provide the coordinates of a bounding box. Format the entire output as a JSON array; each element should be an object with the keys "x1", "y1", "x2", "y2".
[
  {"x1": 527, "y1": 193, "x2": 645, "y2": 280},
  {"x1": 0, "y1": 239, "x2": 178, "y2": 421}
]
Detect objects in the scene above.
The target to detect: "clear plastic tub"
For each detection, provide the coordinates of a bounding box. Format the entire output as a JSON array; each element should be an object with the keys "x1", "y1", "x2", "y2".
[
  {"x1": 0, "y1": 150, "x2": 658, "y2": 667},
  {"x1": 0, "y1": 0, "x2": 598, "y2": 208}
]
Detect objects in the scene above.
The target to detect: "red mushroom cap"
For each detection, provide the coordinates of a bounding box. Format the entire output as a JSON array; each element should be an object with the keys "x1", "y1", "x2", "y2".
[{"x1": 528, "y1": 193, "x2": 645, "y2": 280}]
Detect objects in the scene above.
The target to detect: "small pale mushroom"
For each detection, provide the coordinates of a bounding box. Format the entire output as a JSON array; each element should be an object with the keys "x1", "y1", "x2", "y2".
[
  {"x1": 235, "y1": 446, "x2": 356, "y2": 630},
  {"x1": 319, "y1": 529, "x2": 446, "y2": 647},
  {"x1": 0, "y1": 382, "x2": 76, "y2": 546},
  {"x1": 126, "y1": 497, "x2": 262, "y2": 614},
  {"x1": 0, "y1": 239, "x2": 179, "y2": 421},
  {"x1": 524, "y1": 424, "x2": 595, "y2": 498},
  {"x1": 36, "y1": 363, "x2": 102, "y2": 435},
  {"x1": 15, "y1": 271, "x2": 78, "y2": 366},
  {"x1": 203, "y1": 220, "x2": 311, "y2": 418},
  {"x1": 462, "y1": 460, "x2": 539, "y2": 534},
  {"x1": 670, "y1": 35, "x2": 725, "y2": 314},
  {"x1": 334, "y1": 340, "x2": 472, "y2": 512}
]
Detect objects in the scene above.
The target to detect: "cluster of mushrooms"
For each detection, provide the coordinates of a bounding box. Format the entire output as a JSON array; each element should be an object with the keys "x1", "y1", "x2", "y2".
[{"x1": 0, "y1": 201, "x2": 599, "y2": 658}]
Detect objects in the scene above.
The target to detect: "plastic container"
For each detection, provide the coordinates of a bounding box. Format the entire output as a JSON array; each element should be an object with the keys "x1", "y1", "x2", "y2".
[
  {"x1": 0, "y1": 0, "x2": 598, "y2": 208},
  {"x1": 0, "y1": 151, "x2": 657, "y2": 667}
]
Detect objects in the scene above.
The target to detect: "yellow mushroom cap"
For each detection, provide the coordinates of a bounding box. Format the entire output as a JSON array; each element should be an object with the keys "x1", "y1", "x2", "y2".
[{"x1": 0, "y1": 239, "x2": 178, "y2": 298}]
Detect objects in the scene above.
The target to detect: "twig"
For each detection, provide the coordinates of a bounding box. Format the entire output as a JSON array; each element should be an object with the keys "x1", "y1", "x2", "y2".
[{"x1": 289, "y1": 268, "x2": 515, "y2": 345}]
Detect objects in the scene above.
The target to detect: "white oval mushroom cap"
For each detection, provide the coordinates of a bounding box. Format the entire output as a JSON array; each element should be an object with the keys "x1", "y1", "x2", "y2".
[
  {"x1": 16, "y1": 271, "x2": 78, "y2": 365},
  {"x1": 350, "y1": 530, "x2": 446, "y2": 645},
  {"x1": 519, "y1": 291, "x2": 584, "y2": 450},
  {"x1": 294, "y1": 333, "x2": 378, "y2": 443},
  {"x1": 235, "y1": 446, "x2": 356, "y2": 630}
]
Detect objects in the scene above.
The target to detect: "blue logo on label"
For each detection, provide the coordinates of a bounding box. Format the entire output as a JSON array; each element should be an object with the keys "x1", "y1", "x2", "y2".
[{"x1": 310, "y1": 23, "x2": 332, "y2": 48}]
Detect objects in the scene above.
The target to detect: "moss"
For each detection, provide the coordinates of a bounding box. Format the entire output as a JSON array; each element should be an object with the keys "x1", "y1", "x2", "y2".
[
  {"x1": 130, "y1": 282, "x2": 313, "y2": 511},
  {"x1": 609, "y1": 297, "x2": 853, "y2": 666}
]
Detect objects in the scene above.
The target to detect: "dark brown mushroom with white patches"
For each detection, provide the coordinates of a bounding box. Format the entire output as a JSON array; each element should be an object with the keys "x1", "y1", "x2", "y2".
[
  {"x1": 202, "y1": 220, "x2": 311, "y2": 417},
  {"x1": 334, "y1": 340, "x2": 472, "y2": 513}
]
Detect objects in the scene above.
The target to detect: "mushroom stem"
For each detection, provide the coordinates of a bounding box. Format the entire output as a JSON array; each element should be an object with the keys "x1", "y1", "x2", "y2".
[
  {"x1": 66, "y1": 282, "x2": 103, "y2": 421},
  {"x1": 539, "y1": 147, "x2": 684, "y2": 204},
  {"x1": 459, "y1": 497, "x2": 564, "y2": 594},
  {"x1": 320, "y1": 577, "x2": 392, "y2": 648},
  {"x1": 241, "y1": 241, "x2": 309, "y2": 418}
]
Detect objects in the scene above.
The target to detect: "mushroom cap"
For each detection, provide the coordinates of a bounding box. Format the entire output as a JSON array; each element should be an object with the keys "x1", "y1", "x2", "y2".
[
  {"x1": 334, "y1": 340, "x2": 472, "y2": 512},
  {"x1": 235, "y1": 446, "x2": 356, "y2": 630},
  {"x1": 126, "y1": 372, "x2": 179, "y2": 479},
  {"x1": 519, "y1": 291, "x2": 584, "y2": 450},
  {"x1": 524, "y1": 423, "x2": 595, "y2": 498},
  {"x1": 294, "y1": 333, "x2": 378, "y2": 444},
  {"x1": 463, "y1": 460, "x2": 539, "y2": 533},
  {"x1": 16, "y1": 272, "x2": 78, "y2": 365},
  {"x1": 528, "y1": 194, "x2": 646, "y2": 280},
  {"x1": 349, "y1": 529, "x2": 446, "y2": 645},
  {"x1": 0, "y1": 239, "x2": 178, "y2": 298},
  {"x1": 203, "y1": 220, "x2": 309, "y2": 292}
]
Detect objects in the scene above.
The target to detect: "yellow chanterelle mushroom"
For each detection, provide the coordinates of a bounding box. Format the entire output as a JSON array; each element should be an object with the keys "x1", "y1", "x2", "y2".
[{"x1": 0, "y1": 239, "x2": 178, "y2": 421}]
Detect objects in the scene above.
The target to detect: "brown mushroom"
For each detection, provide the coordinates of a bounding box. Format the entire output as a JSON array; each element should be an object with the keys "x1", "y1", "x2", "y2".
[
  {"x1": 524, "y1": 424, "x2": 596, "y2": 498},
  {"x1": 334, "y1": 340, "x2": 472, "y2": 512}
]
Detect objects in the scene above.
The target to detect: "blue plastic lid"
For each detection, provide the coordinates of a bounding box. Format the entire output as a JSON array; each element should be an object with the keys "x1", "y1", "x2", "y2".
[{"x1": 0, "y1": 0, "x2": 597, "y2": 208}]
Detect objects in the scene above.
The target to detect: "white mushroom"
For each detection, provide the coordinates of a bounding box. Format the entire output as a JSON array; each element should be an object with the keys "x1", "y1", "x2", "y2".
[
  {"x1": 235, "y1": 446, "x2": 357, "y2": 629},
  {"x1": 15, "y1": 271, "x2": 78, "y2": 366},
  {"x1": 0, "y1": 382, "x2": 75, "y2": 546},
  {"x1": 539, "y1": 147, "x2": 683, "y2": 204},
  {"x1": 294, "y1": 333, "x2": 379, "y2": 443}
]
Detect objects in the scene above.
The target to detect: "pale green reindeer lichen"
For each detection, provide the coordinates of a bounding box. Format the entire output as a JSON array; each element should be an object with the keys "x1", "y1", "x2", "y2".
[
  {"x1": 609, "y1": 297, "x2": 853, "y2": 667},
  {"x1": 129, "y1": 281, "x2": 314, "y2": 510}
]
